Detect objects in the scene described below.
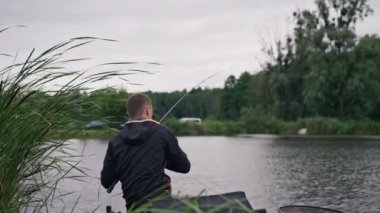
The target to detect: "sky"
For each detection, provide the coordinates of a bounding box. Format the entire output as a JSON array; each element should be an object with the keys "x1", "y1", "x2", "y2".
[{"x1": 1, "y1": 0, "x2": 380, "y2": 92}]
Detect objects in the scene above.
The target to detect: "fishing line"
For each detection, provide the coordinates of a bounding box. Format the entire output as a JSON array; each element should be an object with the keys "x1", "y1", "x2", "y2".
[{"x1": 160, "y1": 71, "x2": 224, "y2": 122}]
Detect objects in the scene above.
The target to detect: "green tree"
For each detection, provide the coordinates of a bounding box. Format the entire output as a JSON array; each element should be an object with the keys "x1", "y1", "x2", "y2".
[
  {"x1": 261, "y1": 0, "x2": 376, "y2": 120},
  {"x1": 235, "y1": 72, "x2": 254, "y2": 109},
  {"x1": 220, "y1": 75, "x2": 239, "y2": 119},
  {"x1": 84, "y1": 88, "x2": 128, "y2": 122},
  {"x1": 303, "y1": 0, "x2": 374, "y2": 119}
]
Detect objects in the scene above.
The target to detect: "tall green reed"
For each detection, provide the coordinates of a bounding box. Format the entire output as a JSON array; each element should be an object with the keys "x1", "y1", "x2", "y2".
[{"x1": 0, "y1": 32, "x2": 147, "y2": 212}]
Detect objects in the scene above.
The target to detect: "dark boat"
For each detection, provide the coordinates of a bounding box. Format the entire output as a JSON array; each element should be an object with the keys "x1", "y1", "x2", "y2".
[{"x1": 106, "y1": 191, "x2": 343, "y2": 213}]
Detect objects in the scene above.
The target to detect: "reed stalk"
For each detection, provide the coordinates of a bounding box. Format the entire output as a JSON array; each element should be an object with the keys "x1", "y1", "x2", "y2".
[{"x1": 0, "y1": 30, "x2": 148, "y2": 212}]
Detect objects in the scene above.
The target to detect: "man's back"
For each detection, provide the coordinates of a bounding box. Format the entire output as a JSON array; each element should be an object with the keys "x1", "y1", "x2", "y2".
[{"x1": 101, "y1": 119, "x2": 190, "y2": 208}]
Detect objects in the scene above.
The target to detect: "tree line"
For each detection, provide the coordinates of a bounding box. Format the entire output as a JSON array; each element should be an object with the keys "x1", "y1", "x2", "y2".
[{"x1": 35, "y1": 0, "x2": 380, "y2": 130}]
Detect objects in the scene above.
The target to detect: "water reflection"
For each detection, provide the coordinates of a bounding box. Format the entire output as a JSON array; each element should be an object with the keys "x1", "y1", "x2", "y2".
[
  {"x1": 54, "y1": 136, "x2": 380, "y2": 212},
  {"x1": 262, "y1": 137, "x2": 380, "y2": 212}
]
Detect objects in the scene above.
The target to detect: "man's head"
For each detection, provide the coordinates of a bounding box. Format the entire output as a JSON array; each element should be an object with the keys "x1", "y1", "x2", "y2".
[{"x1": 126, "y1": 93, "x2": 153, "y2": 120}]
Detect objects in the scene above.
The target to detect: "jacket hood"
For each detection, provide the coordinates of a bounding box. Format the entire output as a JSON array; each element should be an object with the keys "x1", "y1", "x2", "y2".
[{"x1": 120, "y1": 119, "x2": 160, "y2": 146}]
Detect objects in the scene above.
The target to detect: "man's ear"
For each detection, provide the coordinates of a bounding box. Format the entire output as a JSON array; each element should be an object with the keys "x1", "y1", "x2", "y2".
[{"x1": 145, "y1": 107, "x2": 150, "y2": 117}]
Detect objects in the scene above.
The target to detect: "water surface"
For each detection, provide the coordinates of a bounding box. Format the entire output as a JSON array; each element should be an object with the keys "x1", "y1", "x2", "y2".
[{"x1": 55, "y1": 136, "x2": 380, "y2": 213}]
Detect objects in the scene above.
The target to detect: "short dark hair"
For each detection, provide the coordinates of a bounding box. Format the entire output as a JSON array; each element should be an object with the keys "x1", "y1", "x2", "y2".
[{"x1": 127, "y1": 93, "x2": 152, "y2": 119}]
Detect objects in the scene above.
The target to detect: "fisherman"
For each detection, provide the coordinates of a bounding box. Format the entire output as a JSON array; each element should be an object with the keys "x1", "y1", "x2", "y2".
[{"x1": 100, "y1": 93, "x2": 191, "y2": 211}]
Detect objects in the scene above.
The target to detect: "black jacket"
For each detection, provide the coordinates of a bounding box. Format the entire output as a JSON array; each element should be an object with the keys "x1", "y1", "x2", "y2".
[{"x1": 101, "y1": 120, "x2": 191, "y2": 206}]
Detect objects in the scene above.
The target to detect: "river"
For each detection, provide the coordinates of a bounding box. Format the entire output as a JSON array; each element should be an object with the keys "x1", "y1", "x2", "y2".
[{"x1": 53, "y1": 135, "x2": 380, "y2": 213}]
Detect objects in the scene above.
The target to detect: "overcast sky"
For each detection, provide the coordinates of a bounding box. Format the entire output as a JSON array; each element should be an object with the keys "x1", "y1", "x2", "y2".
[{"x1": 1, "y1": 0, "x2": 380, "y2": 92}]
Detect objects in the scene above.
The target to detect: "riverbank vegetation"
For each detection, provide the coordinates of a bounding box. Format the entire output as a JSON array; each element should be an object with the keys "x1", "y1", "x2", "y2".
[
  {"x1": 0, "y1": 39, "x2": 89, "y2": 212},
  {"x1": 164, "y1": 117, "x2": 380, "y2": 136},
  {"x1": 73, "y1": 117, "x2": 380, "y2": 138},
  {"x1": 0, "y1": 35, "x2": 150, "y2": 211}
]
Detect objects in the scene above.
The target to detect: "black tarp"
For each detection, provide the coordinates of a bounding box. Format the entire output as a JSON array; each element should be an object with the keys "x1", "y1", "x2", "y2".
[
  {"x1": 149, "y1": 191, "x2": 255, "y2": 213},
  {"x1": 278, "y1": 206, "x2": 344, "y2": 213}
]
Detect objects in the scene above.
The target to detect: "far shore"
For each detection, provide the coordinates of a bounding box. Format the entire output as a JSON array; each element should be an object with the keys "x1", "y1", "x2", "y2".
[
  {"x1": 236, "y1": 134, "x2": 380, "y2": 140},
  {"x1": 66, "y1": 128, "x2": 380, "y2": 140}
]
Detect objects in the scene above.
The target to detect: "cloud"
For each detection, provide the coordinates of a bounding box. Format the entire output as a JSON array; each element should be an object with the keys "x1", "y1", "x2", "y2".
[{"x1": 1, "y1": 0, "x2": 379, "y2": 92}]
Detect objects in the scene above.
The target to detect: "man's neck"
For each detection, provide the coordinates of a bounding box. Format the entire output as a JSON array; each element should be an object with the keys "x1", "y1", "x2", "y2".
[
  {"x1": 126, "y1": 118, "x2": 159, "y2": 124},
  {"x1": 128, "y1": 117, "x2": 151, "y2": 121}
]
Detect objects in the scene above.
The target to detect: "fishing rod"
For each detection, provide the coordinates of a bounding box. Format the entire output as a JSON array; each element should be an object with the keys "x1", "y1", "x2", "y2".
[
  {"x1": 159, "y1": 71, "x2": 223, "y2": 122},
  {"x1": 106, "y1": 71, "x2": 224, "y2": 193}
]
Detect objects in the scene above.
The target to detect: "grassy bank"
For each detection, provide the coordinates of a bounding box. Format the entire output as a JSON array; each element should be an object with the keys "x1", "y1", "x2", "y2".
[
  {"x1": 71, "y1": 117, "x2": 380, "y2": 139},
  {"x1": 67, "y1": 128, "x2": 119, "y2": 139},
  {"x1": 164, "y1": 117, "x2": 380, "y2": 136}
]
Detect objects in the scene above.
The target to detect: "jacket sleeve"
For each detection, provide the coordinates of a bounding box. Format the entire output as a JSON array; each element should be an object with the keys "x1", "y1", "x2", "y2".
[
  {"x1": 163, "y1": 128, "x2": 191, "y2": 173},
  {"x1": 100, "y1": 142, "x2": 117, "y2": 189}
]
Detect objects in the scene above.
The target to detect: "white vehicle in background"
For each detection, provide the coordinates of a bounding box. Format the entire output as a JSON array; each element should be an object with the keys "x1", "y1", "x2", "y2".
[
  {"x1": 85, "y1": 120, "x2": 108, "y2": 129},
  {"x1": 179, "y1": 117, "x2": 202, "y2": 124}
]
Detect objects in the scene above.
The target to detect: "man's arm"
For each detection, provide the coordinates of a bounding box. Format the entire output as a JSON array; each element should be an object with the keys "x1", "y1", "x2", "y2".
[
  {"x1": 100, "y1": 143, "x2": 117, "y2": 188},
  {"x1": 164, "y1": 128, "x2": 191, "y2": 173}
]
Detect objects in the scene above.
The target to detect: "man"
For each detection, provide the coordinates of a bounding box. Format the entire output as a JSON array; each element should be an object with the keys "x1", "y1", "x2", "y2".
[{"x1": 101, "y1": 93, "x2": 191, "y2": 210}]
